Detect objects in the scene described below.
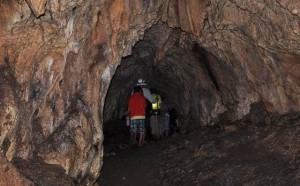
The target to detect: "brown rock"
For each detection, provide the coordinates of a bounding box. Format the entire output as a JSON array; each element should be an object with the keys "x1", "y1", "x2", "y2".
[
  {"x1": 0, "y1": 154, "x2": 34, "y2": 186},
  {"x1": 25, "y1": 0, "x2": 47, "y2": 17},
  {"x1": 1, "y1": 0, "x2": 300, "y2": 185}
]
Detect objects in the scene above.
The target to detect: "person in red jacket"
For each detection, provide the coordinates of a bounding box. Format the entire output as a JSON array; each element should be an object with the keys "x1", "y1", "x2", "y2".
[{"x1": 128, "y1": 86, "x2": 146, "y2": 146}]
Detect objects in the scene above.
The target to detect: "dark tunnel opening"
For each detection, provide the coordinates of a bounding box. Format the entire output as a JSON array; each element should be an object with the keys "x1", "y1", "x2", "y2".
[
  {"x1": 99, "y1": 19, "x2": 300, "y2": 186},
  {"x1": 103, "y1": 26, "x2": 174, "y2": 143},
  {"x1": 103, "y1": 21, "x2": 226, "y2": 130},
  {"x1": 101, "y1": 21, "x2": 228, "y2": 160},
  {"x1": 2, "y1": 1, "x2": 300, "y2": 185}
]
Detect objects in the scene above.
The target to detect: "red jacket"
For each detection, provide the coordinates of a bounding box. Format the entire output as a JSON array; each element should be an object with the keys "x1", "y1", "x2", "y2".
[{"x1": 128, "y1": 92, "x2": 146, "y2": 118}]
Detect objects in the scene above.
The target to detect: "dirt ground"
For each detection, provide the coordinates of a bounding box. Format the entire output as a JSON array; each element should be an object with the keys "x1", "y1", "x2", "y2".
[{"x1": 98, "y1": 114, "x2": 300, "y2": 186}]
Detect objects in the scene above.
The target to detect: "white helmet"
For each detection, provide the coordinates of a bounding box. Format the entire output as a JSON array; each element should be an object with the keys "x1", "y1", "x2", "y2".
[
  {"x1": 138, "y1": 78, "x2": 144, "y2": 84},
  {"x1": 137, "y1": 78, "x2": 147, "y2": 86}
]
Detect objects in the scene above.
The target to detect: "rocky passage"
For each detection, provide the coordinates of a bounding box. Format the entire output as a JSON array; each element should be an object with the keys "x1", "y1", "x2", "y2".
[
  {"x1": 99, "y1": 113, "x2": 300, "y2": 186},
  {"x1": 0, "y1": 0, "x2": 300, "y2": 184}
]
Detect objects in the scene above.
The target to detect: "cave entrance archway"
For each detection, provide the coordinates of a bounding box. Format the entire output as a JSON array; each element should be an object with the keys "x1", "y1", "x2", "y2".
[
  {"x1": 99, "y1": 21, "x2": 229, "y2": 186},
  {"x1": 102, "y1": 21, "x2": 226, "y2": 152}
]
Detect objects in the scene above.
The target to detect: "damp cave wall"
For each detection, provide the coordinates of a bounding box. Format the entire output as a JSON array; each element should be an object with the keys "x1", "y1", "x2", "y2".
[{"x1": 0, "y1": 0, "x2": 300, "y2": 184}]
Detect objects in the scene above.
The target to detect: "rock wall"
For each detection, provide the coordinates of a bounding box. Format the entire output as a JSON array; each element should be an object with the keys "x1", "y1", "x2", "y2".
[
  {"x1": 161, "y1": 0, "x2": 300, "y2": 121},
  {"x1": 105, "y1": 0, "x2": 300, "y2": 130},
  {"x1": 1, "y1": 0, "x2": 300, "y2": 184},
  {"x1": 0, "y1": 0, "x2": 163, "y2": 184},
  {"x1": 0, "y1": 153, "x2": 34, "y2": 185}
]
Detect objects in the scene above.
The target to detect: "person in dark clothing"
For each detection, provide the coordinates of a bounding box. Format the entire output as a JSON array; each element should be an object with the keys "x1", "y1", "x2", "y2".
[
  {"x1": 145, "y1": 99, "x2": 153, "y2": 141},
  {"x1": 169, "y1": 108, "x2": 177, "y2": 136}
]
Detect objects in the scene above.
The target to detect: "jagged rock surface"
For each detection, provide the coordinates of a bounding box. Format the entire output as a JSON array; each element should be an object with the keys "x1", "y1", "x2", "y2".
[
  {"x1": 0, "y1": 0, "x2": 300, "y2": 184},
  {"x1": 0, "y1": 154, "x2": 34, "y2": 186},
  {"x1": 0, "y1": 0, "x2": 163, "y2": 184}
]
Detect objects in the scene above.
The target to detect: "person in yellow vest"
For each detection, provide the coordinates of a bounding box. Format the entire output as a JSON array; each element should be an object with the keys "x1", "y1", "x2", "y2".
[{"x1": 150, "y1": 93, "x2": 163, "y2": 140}]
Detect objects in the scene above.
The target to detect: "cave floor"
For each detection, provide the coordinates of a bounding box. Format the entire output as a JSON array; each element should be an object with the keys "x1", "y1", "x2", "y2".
[{"x1": 99, "y1": 118, "x2": 300, "y2": 186}]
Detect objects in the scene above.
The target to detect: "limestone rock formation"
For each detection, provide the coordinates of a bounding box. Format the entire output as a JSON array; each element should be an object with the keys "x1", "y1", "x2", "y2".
[
  {"x1": 25, "y1": 0, "x2": 47, "y2": 17},
  {"x1": 0, "y1": 0, "x2": 163, "y2": 184},
  {"x1": 0, "y1": 154, "x2": 34, "y2": 186},
  {"x1": 0, "y1": 0, "x2": 300, "y2": 184}
]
